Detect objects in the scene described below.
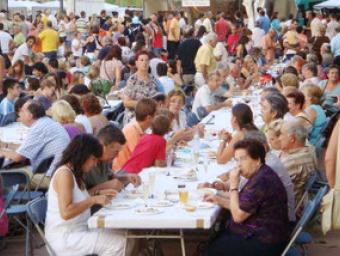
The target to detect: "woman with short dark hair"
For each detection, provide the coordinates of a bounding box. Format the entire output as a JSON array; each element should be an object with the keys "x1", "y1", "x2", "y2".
[
  {"x1": 45, "y1": 134, "x2": 127, "y2": 256},
  {"x1": 203, "y1": 138, "x2": 289, "y2": 256}
]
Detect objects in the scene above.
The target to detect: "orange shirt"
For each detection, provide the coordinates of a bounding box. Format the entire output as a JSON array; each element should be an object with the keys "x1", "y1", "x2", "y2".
[{"x1": 112, "y1": 121, "x2": 144, "y2": 171}]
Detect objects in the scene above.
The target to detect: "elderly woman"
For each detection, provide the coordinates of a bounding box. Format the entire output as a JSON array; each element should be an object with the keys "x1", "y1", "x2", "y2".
[
  {"x1": 80, "y1": 94, "x2": 109, "y2": 135},
  {"x1": 203, "y1": 139, "x2": 289, "y2": 256},
  {"x1": 319, "y1": 65, "x2": 340, "y2": 114},
  {"x1": 216, "y1": 103, "x2": 258, "y2": 164},
  {"x1": 301, "y1": 62, "x2": 320, "y2": 87},
  {"x1": 265, "y1": 119, "x2": 283, "y2": 154},
  {"x1": 301, "y1": 84, "x2": 327, "y2": 145},
  {"x1": 50, "y1": 100, "x2": 85, "y2": 139},
  {"x1": 123, "y1": 50, "x2": 160, "y2": 125},
  {"x1": 285, "y1": 90, "x2": 312, "y2": 129},
  {"x1": 261, "y1": 92, "x2": 289, "y2": 130}
]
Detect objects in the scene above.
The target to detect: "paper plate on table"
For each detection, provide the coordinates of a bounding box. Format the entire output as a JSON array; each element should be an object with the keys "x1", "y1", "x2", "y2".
[
  {"x1": 150, "y1": 200, "x2": 173, "y2": 207},
  {"x1": 135, "y1": 207, "x2": 163, "y2": 215},
  {"x1": 171, "y1": 169, "x2": 198, "y2": 181},
  {"x1": 108, "y1": 201, "x2": 136, "y2": 209},
  {"x1": 197, "y1": 188, "x2": 217, "y2": 197},
  {"x1": 195, "y1": 202, "x2": 215, "y2": 209},
  {"x1": 166, "y1": 194, "x2": 179, "y2": 203},
  {"x1": 124, "y1": 189, "x2": 143, "y2": 199}
]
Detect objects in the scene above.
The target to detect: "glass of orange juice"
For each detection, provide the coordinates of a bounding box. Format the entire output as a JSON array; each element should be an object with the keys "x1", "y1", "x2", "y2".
[{"x1": 178, "y1": 184, "x2": 188, "y2": 205}]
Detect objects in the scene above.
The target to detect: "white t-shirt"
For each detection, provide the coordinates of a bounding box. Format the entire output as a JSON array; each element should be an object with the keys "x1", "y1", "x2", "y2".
[
  {"x1": 158, "y1": 76, "x2": 175, "y2": 95},
  {"x1": 252, "y1": 27, "x2": 265, "y2": 48},
  {"x1": 71, "y1": 38, "x2": 82, "y2": 57},
  {"x1": 149, "y1": 58, "x2": 165, "y2": 78},
  {"x1": 48, "y1": 14, "x2": 58, "y2": 30},
  {"x1": 75, "y1": 114, "x2": 93, "y2": 134},
  {"x1": 192, "y1": 84, "x2": 215, "y2": 117},
  {"x1": 214, "y1": 42, "x2": 228, "y2": 64},
  {"x1": 12, "y1": 43, "x2": 30, "y2": 64},
  {"x1": 0, "y1": 30, "x2": 12, "y2": 54}
]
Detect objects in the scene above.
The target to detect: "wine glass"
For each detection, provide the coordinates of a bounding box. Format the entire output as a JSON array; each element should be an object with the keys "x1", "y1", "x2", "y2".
[
  {"x1": 148, "y1": 171, "x2": 156, "y2": 199},
  {"x1": 143, "y1": 182, "x2": 150, "y2": 208}
]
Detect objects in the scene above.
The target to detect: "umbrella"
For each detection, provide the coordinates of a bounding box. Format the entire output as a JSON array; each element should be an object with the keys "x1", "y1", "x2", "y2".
[{"x1": 314, "y1": 0, "x2": 340, "y2": 10}]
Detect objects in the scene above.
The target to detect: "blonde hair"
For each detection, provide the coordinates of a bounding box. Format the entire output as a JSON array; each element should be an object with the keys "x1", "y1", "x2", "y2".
[
  {"x1": 88, "y1": 66, "x2": 100, "y2": 80},
  {"x1": 302, "y1": 83, "x2": 323, "y2": 105},
  {"x1": 266, "y1": 118, "x2": 284, "y2": 136},
  {"x1": 50, "y1": 100, "x2": 76, "y2": 124},
  {"x1": 281, "y1": 73, "x2": 299, "y2": 88}
]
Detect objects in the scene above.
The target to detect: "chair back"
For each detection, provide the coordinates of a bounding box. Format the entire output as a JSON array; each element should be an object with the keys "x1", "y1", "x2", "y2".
[
  {"x1": 26, "y1": 197, "x2": 55, "y2": 256},
  {"x1": 26, "y1": 197, "x2": 47, "y2": 226},
  {"x1": 0, "y1": 170, "x2": 30, "y2": 188},
  {"x1": 34, "y1": 157, "x2": 54, "y2": 174}
]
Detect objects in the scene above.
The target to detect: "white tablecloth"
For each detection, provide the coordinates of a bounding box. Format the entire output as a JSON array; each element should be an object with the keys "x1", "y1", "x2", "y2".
[
  {"x1": 0, "y1": 122, "x2": 29, "y2": 144},
  {"x1": 88, "y1": 94, "x2": 263, "y2": 230}
]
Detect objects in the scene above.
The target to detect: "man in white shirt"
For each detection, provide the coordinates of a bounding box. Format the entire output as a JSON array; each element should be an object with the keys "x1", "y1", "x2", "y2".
[
  {"x1": 156, "y1": 62, "x2": 174, "y2": 94},
  {"x1": 12, "y1": 36, "x2": 35, "y2": 65},
  {"x1": 0, "y1": 23, "x2": 13, "y2": 54},
  {"x1": 252, "y1": 21, "x2": 265, "y2": 48},
  {"x1": 194, "y1": 14, "x2": 205, "y2": 31},
  {"x1": 192, "y1": 71, "x2": 230, "y2": 118},
  {"x1": 311, "y1": 12, "x2": 324, "y2": 37},
  {"x1": 326, "y1": 13, "x2": 340, "y2": 40},
  {"x1": 46, "y1": 10, "x2": 58, "y2": 30},
  {"x1": 203, "y1": 12, "x2": 213, "y2": 33}
]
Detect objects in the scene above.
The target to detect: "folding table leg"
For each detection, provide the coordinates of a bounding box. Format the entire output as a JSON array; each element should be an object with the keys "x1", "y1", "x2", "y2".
[
  {"x1": 180, "y1": 230, "x2": 186, "y2": 256},
  {"x1": 124, "y1": 230, "x2": 129, "y2": 256}
]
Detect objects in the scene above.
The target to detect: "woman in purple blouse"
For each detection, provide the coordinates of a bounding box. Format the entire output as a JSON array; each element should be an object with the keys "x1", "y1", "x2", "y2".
[{"x1": 203, "y1": 138, "x2": 289, "y2": 256}]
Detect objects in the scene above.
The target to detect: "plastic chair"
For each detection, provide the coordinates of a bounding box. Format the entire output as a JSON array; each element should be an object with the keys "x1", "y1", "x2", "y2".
[
  {"x1": 282, "y1": 186, "x2": 328, "y2": 256},
  {"x1": 295, "y1": 173, "x2": 319, "y2": 212},
  {"x1": 26, "y1": 197, "x2": 55, "y2": 256},
  {"x1": 0, "y1": 170, "x2": 43, "y2": 202},
  {"x1": 0, "y1": 171, "x2": 32, "y2": 256},
  {"x1": 31, "y1": 156, "x2": 54, "y2": 192}
]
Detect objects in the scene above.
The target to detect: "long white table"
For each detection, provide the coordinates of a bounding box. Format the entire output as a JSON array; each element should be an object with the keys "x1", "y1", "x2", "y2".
[
  {"x1": 88, "y1": 93, "x2": 263, "y2": 255},
  {"x1": 0, "y1": 122, "x2": 29, "y2": 145}
]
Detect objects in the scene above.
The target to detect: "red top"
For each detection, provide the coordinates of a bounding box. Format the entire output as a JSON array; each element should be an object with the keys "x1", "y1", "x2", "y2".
[
  {"x1": 215, "y1": 18, "x2": 229, "y2": 42},
  {"x1": 122, "y1": 134, "x2": 166, "y2": 173},
  {"x1": 227, "y1": 34, "x2": 240, "y2": 54},
  {"x1": 153, "y1": 27, "x2": 163, "y2": 49}
]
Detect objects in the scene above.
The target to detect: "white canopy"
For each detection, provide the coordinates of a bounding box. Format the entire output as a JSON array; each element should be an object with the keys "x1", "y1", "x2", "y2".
[
  {"x1": 39, "y1": 0, "x2": 66, "y2": 8},
  {"x1": 8, "y1": 0, "x2": 41, "y2": 9},
  {"x1": 314, "y1": 0, "x2": 340, "y2": 10}
]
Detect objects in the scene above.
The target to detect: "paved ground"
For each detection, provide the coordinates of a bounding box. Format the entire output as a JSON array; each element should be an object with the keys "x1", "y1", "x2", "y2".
[{"x1": 1, "y1": 225, "x2": 340, "y2": 256}]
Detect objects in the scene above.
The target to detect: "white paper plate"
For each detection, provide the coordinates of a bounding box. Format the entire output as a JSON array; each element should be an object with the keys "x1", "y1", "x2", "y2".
[
  {"x1": 108, "y1": 202, "x2": 136, "y2": 209},
  {"x1": 124, "y1": 189, "x2": 143, "y2": 199},
  {"x1": 195, "y1": 202, "x2": 215, "y2": 209},
  {"x1": 150, "y1": 200, "x2": 173, "y2": 207},
  {"x1": 135, "y1": 207, "x2": 163, "y2": 215}
]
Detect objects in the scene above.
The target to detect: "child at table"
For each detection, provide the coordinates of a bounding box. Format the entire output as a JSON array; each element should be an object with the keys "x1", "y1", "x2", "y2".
[{"x1": 121, "y1": 114, "x2": 171, "y2": 174}]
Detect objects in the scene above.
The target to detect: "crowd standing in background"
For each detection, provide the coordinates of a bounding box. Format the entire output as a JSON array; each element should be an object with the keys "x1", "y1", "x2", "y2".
[{"x1": 0, "y1": 6, "x2": 339, "y2": 256}]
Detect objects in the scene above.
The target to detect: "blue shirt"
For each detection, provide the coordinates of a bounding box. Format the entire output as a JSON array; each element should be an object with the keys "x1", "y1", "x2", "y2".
[
  {"x1": 308, "y1": 104, "x2": 327, "y2": 145},
  {"x1": 331, "y1": 33, "x2": 340, "y2": 57},
  {"x1": 17, "y1": 117, "x2": 70, "y2": 176},
  {"x1": 259, "y1": 16, "x2": 271, "y2": 33},
  {"x1": 0, "y1": 97, "x2": 15, "y2": 115}
]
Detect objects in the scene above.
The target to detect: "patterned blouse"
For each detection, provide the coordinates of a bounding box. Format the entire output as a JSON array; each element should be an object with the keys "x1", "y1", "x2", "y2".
[
  {"x1": 123, "y1": 73, "x2": 159, "y2": 125},
  {"x1": 229, "y1": 164, "x2": 290, "y2": 245}
]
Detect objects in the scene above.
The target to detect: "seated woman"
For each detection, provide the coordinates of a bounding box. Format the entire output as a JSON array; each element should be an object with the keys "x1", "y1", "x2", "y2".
[
  {"x1": 45, "y1": 134, "x2": 127, "y2": 256},
  {"x1": 285, "y1": 89, "x2": 312, "y2": 129},
  {"x1": 216, "y1": 103, "x2": 258, "y2": 164},
  {"x1": 318, "y1": 64, "x2": 340, "y2": 115},
  {"x1": 265, "y1": 119, "x2": 283, "y2": 155},
  {"x1": 301, "y1": 84, "x2": 327, "y2": 145},
  {"x1": 240, "y1": 55, "x2": 260, "y2": 89},
  {"x1": 80, "y1": 93, "x2": 108, "y2": 135},
  {"x1": 167, "y1": 90, "x2": 188, "y2": 132},
  {"x1": 50, "y1": 100, "x2": 85, "y2": 139},
  {"x1": 203, "y1": 139, "x2": 289, "y2": 256}
]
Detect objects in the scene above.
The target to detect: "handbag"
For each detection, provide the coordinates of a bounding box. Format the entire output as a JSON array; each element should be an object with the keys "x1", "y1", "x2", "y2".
[{"x1": 321, "y1": 122, "x2": 340, "y2": 234}]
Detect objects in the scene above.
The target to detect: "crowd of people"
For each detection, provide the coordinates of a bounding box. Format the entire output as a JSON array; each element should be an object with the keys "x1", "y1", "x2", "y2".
[{"x1": 0, "y1": 6, "x2": 339, "y2": 256}]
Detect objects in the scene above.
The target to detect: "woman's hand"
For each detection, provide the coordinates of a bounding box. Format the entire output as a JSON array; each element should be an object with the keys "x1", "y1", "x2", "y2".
[
  {"x1": 218, "y1": 129, "x2": 232, "y2": 142},
  {"x1": 91, "y1": 195, "x2": 112, "y2": 206},
  {"x1": 99, "y1": 189, "x2": 118, "y2": 198},
  {"x1": 197, "y1": 182, "x2": 213, "y2": 189},
  {"x1": 229, "y1": 168, "x2": 241, "y2": 190},
  {"x1": 126, "y1": 174, "x2": 142, "y2": 187}
]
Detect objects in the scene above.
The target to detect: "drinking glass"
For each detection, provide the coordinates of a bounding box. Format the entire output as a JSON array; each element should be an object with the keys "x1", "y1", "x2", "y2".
[
  {"x1": 143, "y1": 183, "x2": 150, "y2": 207},
  {"x1": 148, "y1": 171, "x2": 156, "y2": 199}
]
